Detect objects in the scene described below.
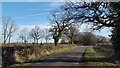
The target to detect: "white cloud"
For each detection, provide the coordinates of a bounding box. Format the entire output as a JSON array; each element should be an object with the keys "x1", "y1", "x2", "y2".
[
  {"x1": 18, "y1": 24, "x2": 50, "y2": 31},
  {"x1": 28, "y1": 8, "x2": 50, "y2": 11},
  {"x1": 27, "y1": 8, "x2": 42, "y2": 11},
  {"x1": 49, "y1": 2, "x2": 63, "y2": 7},
  {"x1": 79, "y1": 24, "x2": 93, "y2": 32},
  {"x1": 27, "y1": 8, "x2": 54, "y2": 12},
  {"x1": 93, "y1": 27, "x2": 112, "y2": 38},
  {"x1": 13, "y1": 13, "x2": 49, "y2": 19},
  {"x1": 78, "y1": 23, "x2": 112, "y2": 37}
]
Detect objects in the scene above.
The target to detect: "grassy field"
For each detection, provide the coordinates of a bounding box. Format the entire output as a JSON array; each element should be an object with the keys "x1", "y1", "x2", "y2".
[{"x1": 82, "y1": 46, "x2": 120, "y2": 67}]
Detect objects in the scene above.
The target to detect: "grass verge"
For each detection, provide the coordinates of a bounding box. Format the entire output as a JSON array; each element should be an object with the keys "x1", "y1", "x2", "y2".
[
  {"x1": 10, "y1": 45, "x2": 79, "y2": 68},
  {"x1": 83, "y1": 46, "x2": 120, "y2": 67}
]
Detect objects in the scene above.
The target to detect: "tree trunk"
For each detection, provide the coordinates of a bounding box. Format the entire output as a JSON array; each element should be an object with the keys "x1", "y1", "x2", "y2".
[
  {"x1": 24, "y1": 40, "x2": 27, "y2": 43},
  {"x1": 112, "y1": 24, "x2": 120, "y2": 61},
  {"x1": 71, "y1": 37, "x2": 74, "y2": 44},
  {"x1": 113, "y1": 39, "x2": 120, "y2": 60},
  {"x1": 114, "y1": 49, "x2": 120, "y2": 60},
  {"x1": 3, "y1": 35, "x2": 6, "y2": 45},
  {"x1": 71, "y1": 40, "x2": 74, "y2": 45},
  {"x1": 3, "y1": 31, "x2": 6, "y2": 45},
  {"x1": 8, "y1": 36, "x2": 11, "y2": 44},
  {"x1": 37, "y1": 39, "x2": 38, "y2": 44},
  {"x1": 22, "y1": 39, "x2": 24, "y2": 43},
  {"x1": 33, "y1": 38, "x2": 35, "y2": 43},
  {"x1": 41, "y1": 39, "x2": 42, "y2": 45},
  {"x1": 53, "y1": 30, "x2": 63, "y2": 46},
  {"x1": 3, "y1": 40, "x2": 6, "y2": 45},
  {"x1": 46, "y1": 39, "x2": 48, "y2": 44},
  {"x1": 54, "y1": 37, "x2": 59, "y2": 46}
]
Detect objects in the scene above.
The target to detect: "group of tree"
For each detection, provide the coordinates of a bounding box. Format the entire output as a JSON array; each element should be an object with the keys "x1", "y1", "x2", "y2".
[
  {"x1": 18, "y1": 26, "x2": 51, "y2": 44},
  {"x1": 2, "y1": 16, "x2": 17, "y2": 44},
  {"x1": 49, "y1": 1, "x2": 120, "y2": 60},
  {"x1": 2, "y1": 17, "x2": 51, "y2": 45},
  {"x1": 61, "y1": 30, "x2": 109, "y2": 46}
]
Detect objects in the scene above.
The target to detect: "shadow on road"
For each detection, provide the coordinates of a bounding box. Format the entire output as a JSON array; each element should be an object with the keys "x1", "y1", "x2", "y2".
[
  {"x1": 23, "y1": 52, "x2": 85, "y2": 64},
  {"x1": 82, "y1": 57, "x2": 114, "y2": 63}
]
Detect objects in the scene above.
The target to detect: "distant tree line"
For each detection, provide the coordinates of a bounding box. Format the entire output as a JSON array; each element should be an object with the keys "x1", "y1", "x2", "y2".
[
  {"x1": 61, "y1": 27, "x2": 109, "y2": 46},
  {"x1": 18, "y1": 26, "x2": 51, "y2": 44},
  {"x1": 1, "y1": 17, "x2": 51, "y2": 45}
]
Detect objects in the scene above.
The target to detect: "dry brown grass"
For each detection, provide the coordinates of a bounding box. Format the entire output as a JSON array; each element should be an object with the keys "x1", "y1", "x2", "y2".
[{"x1": 12, "y1": 44, "x2": 78, "y2": 63}]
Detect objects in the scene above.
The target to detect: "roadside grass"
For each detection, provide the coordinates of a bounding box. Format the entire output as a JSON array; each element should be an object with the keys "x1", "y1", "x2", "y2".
[
  {"x1": 82, "y1": 46, "x2": 120, "y2": 67},
  {"x1": 9, "y1": 63, "x2": 32, "y2": 68},
  {"x1": 10, "y1": 44, "x2": 79, "y2": 68}
]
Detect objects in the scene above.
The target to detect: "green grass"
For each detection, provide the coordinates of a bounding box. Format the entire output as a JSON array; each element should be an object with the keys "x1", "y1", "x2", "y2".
[
  {"x1": 85, "y1": 46, "x2": 105, "y2": 58},
  {"x1": 85, "y1": 46, "x2": 99, "y2": 57},
  {"x1": 9, "y1": 63, "x2": 32, "y2": 68},
  {"x1": 83, "y1": 46, "x2": 120, "y2": 67}
]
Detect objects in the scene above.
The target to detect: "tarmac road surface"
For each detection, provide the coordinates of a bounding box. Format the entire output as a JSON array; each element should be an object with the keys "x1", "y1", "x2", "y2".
[{"x1": 28, "y1": 46, "x2": 88, "y2": 68}]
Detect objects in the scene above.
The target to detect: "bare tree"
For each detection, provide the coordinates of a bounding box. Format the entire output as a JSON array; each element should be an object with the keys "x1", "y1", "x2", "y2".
[
  {"x1": 43, "y1": 28, "x2": 51, "y2": 43},
  {"x1": 8, "y1": 23, "x2": 17, "y2": 43},
  {"x1": 28, "y1": 31, "x2": 34, "y2": 43},
  {"x1": 29, "y1": 26, "x2": 41, "y2": 44},
  {"x1": 18, "y1": 27, "x2": 29, "y2": 43},
  {"x1": 2, "y1": 16, "x2": 17, "y2": 44},
  {"x1": 49, "y1": 8, "x2": 76, "y2": 46},
  {"x1": 64, "y1": 25, "x2": 79, "y2": 44}
]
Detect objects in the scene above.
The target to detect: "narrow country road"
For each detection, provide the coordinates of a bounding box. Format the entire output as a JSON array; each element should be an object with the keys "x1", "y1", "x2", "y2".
[{"x1": 29, "y1": 46, "x2": 88, "y2": 68}]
